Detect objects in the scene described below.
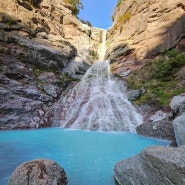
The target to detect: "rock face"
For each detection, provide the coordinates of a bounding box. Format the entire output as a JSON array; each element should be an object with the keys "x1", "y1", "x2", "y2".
[
  {"x1": 107, "y1": 0, "x2": 185, "y2": 73},
  {"x1": 9, "y1": 159, "x2": 67, "y2": 185},
  {"x1": 0, "y1": 37, "x2": 75, "y2": 129},
  {"x1": 0, "y1": 0, "x2": 103, "y2": 63},
  {"x1": 0, "y1": 0, "x2": 104, "y2": 129},
  {"x1": 114, "y1": 146, "x2": 185, "y2": 185},
  {"x1": 173, "y1": 114, "x2": 185, "y2": 146}
]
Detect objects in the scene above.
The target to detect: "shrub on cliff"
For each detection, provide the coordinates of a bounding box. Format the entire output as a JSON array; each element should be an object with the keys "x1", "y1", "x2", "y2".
[
  {"x1": 64, "y1": 0, "x2": 83, "y2": 16},
  {"x1": 127, "y1": 49, "x2": 185, "y2": 107}
]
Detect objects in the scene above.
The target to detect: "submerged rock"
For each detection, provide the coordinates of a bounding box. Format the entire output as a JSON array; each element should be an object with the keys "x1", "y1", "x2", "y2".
[
  {"x1": 114, "y1": 146, "x2": 185, "y2": 185},
  {"x1": 9, "y1": 159, "x2": 67, "y2": 185}
]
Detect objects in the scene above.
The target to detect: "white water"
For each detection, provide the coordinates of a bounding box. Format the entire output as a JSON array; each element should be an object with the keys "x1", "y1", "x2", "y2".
[
  {"x1": 59, "y1": 61, "x2": 142, "y2": 132},
  {"x1": 98, "y1": 30, "x2": 107, "y2": 61}
]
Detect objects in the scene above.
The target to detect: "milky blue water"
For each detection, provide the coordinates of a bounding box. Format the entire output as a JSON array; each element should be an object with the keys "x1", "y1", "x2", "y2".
[{"x1": 0, "y1": 128, "x2": 169, "y2": 185}]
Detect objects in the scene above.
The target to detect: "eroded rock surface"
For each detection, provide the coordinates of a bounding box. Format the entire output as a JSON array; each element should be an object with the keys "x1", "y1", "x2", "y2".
[
  {"x1": 0, "y1": 0, "x2": 103, "y2": 62},
  {"x1": 9, "y1": 159, "x2": 67, "y2": 185},
  {"x1": 107, "y1": 0, "x2": 185, "y2": 74}
]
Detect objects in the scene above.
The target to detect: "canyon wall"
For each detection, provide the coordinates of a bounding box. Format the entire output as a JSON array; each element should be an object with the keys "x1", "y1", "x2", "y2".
[
  {"x1": 0, "y1": 0, "x2": 103, "y2": 129},
  {"x1": 106, "y1": 0, "x2": 185, "y2": 73},
  {"x1": 0, "y1": 0, "x2": 103, "y2": 63}
]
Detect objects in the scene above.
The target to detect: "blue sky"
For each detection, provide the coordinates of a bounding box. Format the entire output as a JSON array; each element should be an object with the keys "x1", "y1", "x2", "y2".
[{"x1": 78, "y1": 0, "x2": 118, "y2": 29}]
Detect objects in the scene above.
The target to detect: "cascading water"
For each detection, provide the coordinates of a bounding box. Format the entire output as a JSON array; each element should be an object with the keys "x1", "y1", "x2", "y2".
[
  {"x1": 98, "y1": 30, "x2": 107, "y2": 61},
  {"x1": 58, "y1": 61, "x2": 142, "y2": 132},
  {"x1": 56, "y1": 28, "x2": 142, "y2": 132}
]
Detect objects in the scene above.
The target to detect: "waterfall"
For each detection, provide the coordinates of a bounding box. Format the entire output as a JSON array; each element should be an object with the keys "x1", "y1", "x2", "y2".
[
  {"x1": 59, "y1": 61, "x2": 142, "y2": 132},
  {"x1": 98, "y1": 30, "x2": 107, "y2": 61}
]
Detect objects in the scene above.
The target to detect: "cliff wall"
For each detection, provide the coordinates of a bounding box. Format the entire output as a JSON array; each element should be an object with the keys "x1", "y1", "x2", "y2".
[
  {"x1": 0, "y1": 0, "x2": 103, "y2": 62},
  {"x1": 107, "y1": 0, "x2": 185, "y2": 67},
  {"x1": 0, "y1": 0, "x2": 104, "y2": 129}
]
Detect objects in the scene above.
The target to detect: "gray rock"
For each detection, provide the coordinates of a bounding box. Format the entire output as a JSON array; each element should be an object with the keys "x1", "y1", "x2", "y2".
[
  {"x1": 9, "y1": 159, "x2": 67, "y2": 185},
  {"x1": 149, "y1": 110, "x2": 167, "y2": 122},
  {"x1": 62, "y1": 54, "x2": 91, "y2": 79},
  {"x1": 169, "y1": 94, "x2": 185, "y2": 115},
  {"x1": 127, "y1": 88, "x2": 144, "y2": 101},
  {"x1": 136, "y1": 120, "x2": 175, "y2": 140},
  {"x1": 173, "y1": 114, "x2": 185, "y2": 146},
  {"x1": 114, "y1": 145, "x2": 185, "y2": 185}
]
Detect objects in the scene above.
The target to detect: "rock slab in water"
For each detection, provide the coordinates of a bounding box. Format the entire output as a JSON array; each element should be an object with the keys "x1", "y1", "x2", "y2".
[
  {"x1": 9, "y1": 159, "x2": 67, "y2": 185},
  {"x1": 136, "y1": 120, "x2": 175, "y2": 140},
  {"x1": 114, "y1": 146, "x2": 185, "y2": 185},
  {"x1": 173, "y1": 114, "x2": 185, "y2": 146}
]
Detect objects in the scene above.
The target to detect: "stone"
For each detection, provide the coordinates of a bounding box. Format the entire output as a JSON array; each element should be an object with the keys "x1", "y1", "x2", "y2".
[
  {"x1": 127, "y1": 89, "x2": 143, "y2": 101},
  {"x1": 136, "y1": 120, "x2": 175, "y2": 140},
  {"x1": 114, "y1": 145, "x2": 185, "y2": 185},
  {"x1": 169, "y1": 94, "x2": 185, "y2": 114},
  {"x1": 62, "y1": 54, "x2": 91, "y2": 79},
  {"x1": 173, "y1": 114, "x2": 185, "y2": 146},
  {"x1": 149, "y1": 110, "x2": 167, "y2": 122},
  {"x1": 9, "y1": 159, "x2": 67, "y2": 185}
]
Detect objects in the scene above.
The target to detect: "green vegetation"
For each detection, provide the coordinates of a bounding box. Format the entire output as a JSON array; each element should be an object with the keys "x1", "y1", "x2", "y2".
[
  {"x1": 64, "y1": 0, "x2": 83, "y2": 16},
  {"x1": 90, "y1": 50, "x2": 98, "y2": 61},
  {"x1": 127, "y1": 49, "x2": 185, "y2": 107},
  {"x1": 118, "y1": 12, "x2": 131, "y2": 24},
  {"x1": 116, "y1": 0, "x2": 123, "y2": 7},
  {"x1": 80, "y1": 19, "x2": 92, "y2": 27}
]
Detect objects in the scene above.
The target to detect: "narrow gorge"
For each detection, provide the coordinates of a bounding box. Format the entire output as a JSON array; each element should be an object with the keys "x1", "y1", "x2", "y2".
[{"x1": 0, "y1": 0, "x2": 185, "y2": 185}]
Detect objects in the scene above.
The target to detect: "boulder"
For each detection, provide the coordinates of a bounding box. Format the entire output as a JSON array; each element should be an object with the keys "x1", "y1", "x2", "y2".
[
  {"x1": 136, "y1": 120, "x2": 175, "y2": 140},
  {"x1": 127, "y1": 88, "x2": 144, "y2": 101},
  {"x1": 9, "y1": 159, "x2": 67, "y2": 185},
  {"x1": 169, "y1": 94, "x2": 185, "y2": 115},
  {"x1": 114, "y1": 145, "x2": 185, "y2": 185},
  {"x1": 173, "y1": 114, "x2": 185, "y2": 146}
]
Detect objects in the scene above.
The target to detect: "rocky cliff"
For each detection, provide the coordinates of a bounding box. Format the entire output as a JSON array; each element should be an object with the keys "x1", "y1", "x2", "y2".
[
  {"x1": 106, "y1": 0, "x2": 185, "y2": 74},
  {"x1": 0, "y1": 0, "x2": 104, "y2": 129},
  {"x1": 0, "y1": 0, "x2": 103, "y2": 62}
]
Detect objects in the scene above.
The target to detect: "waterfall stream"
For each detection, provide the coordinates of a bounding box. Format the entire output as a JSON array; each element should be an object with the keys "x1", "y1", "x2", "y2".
[
  {"x1": 58, "y1": 61, "x2": 142, "y2": 132},
  {"x1": 98, "y1": 30, "x2": 107, "y2": 61}
]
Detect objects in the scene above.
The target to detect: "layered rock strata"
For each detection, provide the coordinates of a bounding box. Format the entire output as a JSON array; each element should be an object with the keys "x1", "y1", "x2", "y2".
[
  {"x1": 107, "y1": 0, "x2": 185, "y2": 74},
  {"x1": 9, "y1": 159, "x2": 67, "y2": 185}
]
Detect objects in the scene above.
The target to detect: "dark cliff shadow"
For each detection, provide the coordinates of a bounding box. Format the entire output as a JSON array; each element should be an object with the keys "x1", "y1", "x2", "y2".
[{"x1": 144, "y1": 12, "x2": 185, "y2": 58}]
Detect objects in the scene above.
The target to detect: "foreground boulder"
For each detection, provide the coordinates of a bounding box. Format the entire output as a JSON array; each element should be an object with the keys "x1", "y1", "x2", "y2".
[
  {"x1": 9, "y1": 159, "x2": 67, "y2": 185},
  {"x1": 114, "y1": 146, "x2": 185, "y2": 185}
]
